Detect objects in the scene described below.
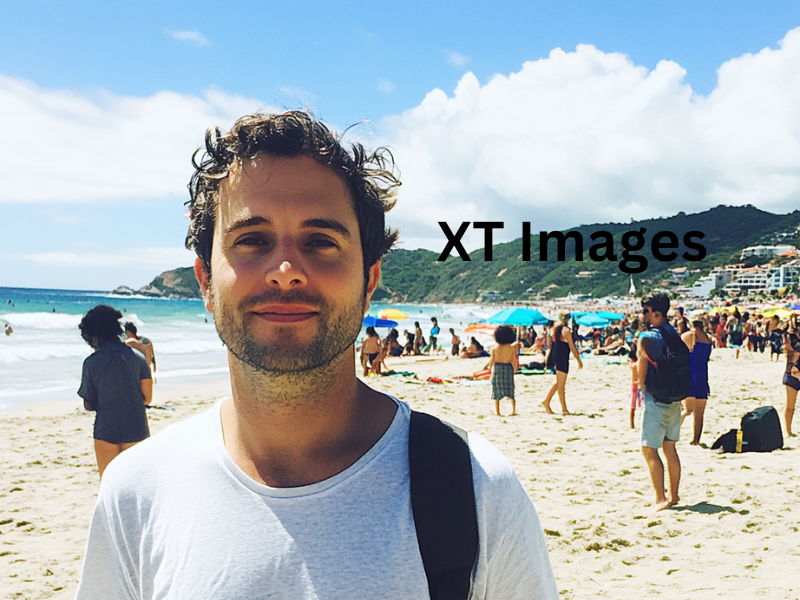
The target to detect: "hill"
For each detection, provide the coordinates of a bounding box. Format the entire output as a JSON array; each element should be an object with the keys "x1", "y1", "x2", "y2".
[
  {"x1": 375, "y1": 205, "x2": 800, "y2": 302},
  {"x1": 112, "y1": 267, "x2": 201, "y2": 299}
]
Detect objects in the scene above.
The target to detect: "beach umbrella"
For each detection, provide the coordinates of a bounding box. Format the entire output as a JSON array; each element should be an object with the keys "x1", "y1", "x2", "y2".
[
  {"x1": 761, "y1": 307, "x2": 795, "y2": 319},
  {"x1": 362, "y1": 315, "x2": 397, "y2": 328},
  {"x1": 595, "y1": 311, "x2": 625, "y2": 321},
  {"x1": 484, "y1": 307, "x2": 549, "y2": 326},
  {"x1": 378, "y1": 308, "x2": 408, "y2": 320},
  {"x1": 575, "y1": 314, "x2": 612, "y2": 327},
  {"x1": 464, "y1": 322, "x2": 498, "y2": 335}
]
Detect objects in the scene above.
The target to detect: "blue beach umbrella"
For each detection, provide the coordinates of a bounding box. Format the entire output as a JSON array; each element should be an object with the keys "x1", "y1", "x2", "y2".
[
  {"x1": 362, "y1": 315, "x2": 398, "y2": 328},
  {"x1": 484, "y1": 307, "x2": 549, "y2": 326},
  {"x1": 575, "y1": 314, "x2": 612, "y2": 327},
  {"x1": 595, "y1": 311, "x2": 626, "y2": 321}
]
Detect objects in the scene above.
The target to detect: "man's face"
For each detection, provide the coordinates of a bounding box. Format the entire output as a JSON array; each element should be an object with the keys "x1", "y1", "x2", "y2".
[
  {"x1": 641, "y1": 305, "x2": 655, "y2": 325},
  {"x1": 196, "y1": 154, "x2": 380, "y2": 373}
]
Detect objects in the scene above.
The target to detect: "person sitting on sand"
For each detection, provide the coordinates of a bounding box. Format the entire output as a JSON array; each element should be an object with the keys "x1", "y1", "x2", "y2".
[
  {"x1": 460, "y1": 337, "x2": 485, "y2": 358},
  {"x1": 594, "y1": 329, "x2": 624, "y2": 355},
  {"x1": 78, "y1": 305, "x2": 152, "y2": 478},
  {"x1": 360, "y1": 326, "x2": 382, "y2": 376},
  {"x1": 542, "y1": 313, "x2": 583, "y2": 415},
  {"x1": 402, "y1": 329, "x2": 415, "y2": 355},
  {"x1": 489, "y1": 325, "x2": 520, "y2": 417},
  {"x1": 124, "y1": 322, "x2": 157, "y2": 378},
  {"x1": 386, "y1": 328, "x2": 404, "y2": 357},
  {"x1": 680, "y1": 318, "x2": 713, "y2": 445},
  {"x1": 637, "y1": 293, "x2": 682, "y2": 512}
]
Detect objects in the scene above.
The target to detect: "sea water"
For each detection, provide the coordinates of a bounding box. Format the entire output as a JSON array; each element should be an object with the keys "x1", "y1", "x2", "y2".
[{"x1": 0, "y1": 287, "x2": 496, "y2": 411}]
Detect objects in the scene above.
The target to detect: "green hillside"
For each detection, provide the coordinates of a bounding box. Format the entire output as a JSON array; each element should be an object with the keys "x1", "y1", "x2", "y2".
[{"x1": 376, "y1": 205, "x2": 800, "y2": 303}]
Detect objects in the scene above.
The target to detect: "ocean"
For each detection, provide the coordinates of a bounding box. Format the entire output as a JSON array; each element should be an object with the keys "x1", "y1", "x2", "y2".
[{"x1": 0, "y1": 287, "x2": 496, "y2": 411}]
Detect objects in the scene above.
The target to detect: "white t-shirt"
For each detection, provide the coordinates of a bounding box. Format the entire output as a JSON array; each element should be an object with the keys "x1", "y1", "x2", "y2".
[{"x1": 75, "y1": 398, "x2": 557, "y2": 599}]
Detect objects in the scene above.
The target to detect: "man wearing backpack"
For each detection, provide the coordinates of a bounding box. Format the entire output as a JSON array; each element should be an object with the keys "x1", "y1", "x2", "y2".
[
  {"x1": 74, "y1": 111, "x2": 557, "y2": 599},
  {"x1": 637, "y1": 293, "x2": 686, "y2": 512}
]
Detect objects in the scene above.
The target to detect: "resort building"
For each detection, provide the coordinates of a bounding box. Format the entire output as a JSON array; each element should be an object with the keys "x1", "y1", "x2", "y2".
[
  {"x1": 688, "y1": 267, "x2": 739, "y2": 298},
  {"x1": 740, "y1": 245, "x2": 796, "y2": 261},
  {"x1": 766, "y1": 261, "x2": 800, "y2": 292}
]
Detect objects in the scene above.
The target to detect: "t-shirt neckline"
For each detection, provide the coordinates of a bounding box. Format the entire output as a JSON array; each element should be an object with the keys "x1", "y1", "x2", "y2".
[{"x1": 212, "y1": 395, "x2": 406, "y2": 498}]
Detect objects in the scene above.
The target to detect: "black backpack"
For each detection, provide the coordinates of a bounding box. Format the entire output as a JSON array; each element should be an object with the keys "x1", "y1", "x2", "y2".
[
  {"x1": 741, "y1": 406, "x2": 784, "y2": 452},
  {"x1": 712, "y1": 406, "x2": 784, "y2": 453},
  {"x1": 409, "y1": 411, "x2": 478, "y2": 600},
  {"x1": 647, "y1": 326, "x2": 691, "y2": 404}
]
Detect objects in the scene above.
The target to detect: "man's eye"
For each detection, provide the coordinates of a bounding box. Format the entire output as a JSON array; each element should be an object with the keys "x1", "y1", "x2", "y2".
[
  {"x1": 235, "y1": 236, "x2": 268, "y2": 247},
  {"x1": 307, "y1": 238, "x2": 338, "y2": 249}
]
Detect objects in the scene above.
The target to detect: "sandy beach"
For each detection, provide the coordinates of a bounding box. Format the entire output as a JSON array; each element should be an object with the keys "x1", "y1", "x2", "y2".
[{"x1": 2, "y1": 347, "x2": 798, "y2": 599}]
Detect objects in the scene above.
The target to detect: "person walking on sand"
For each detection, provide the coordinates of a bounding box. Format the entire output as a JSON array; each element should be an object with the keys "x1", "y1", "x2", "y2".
[
  {"x1": 489, "y1": 325, "x2": 520, "y2": 417},
  {"x1": 426, "y1": 317, "x2": 440, "y2": 354},
  {"x1": 628, "y1": 320, "x2": 644, "y2": 429},
  {"x1": 124, "y1": 322, "x2": 157, "y2": 379},
  {"x1": 74, "y1": 110, "x2": 557, "y2": 599},
  {"x1": 680, "y1": 318, "x2": 713, "y2": 445},
  {"x1": 78, "y1": 305, "x2": 152, "y2": 478},
  {"x1": 637, "y1": 293, "x2": 682, "y2": 512},
  {"x1": 542, "y1": 313, "x2": 583, "y2": 414}
]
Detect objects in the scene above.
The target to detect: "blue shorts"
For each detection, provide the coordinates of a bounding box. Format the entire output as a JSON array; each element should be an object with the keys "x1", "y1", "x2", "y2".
[{"x1": 641, "y1": 394, "x2": 681, "y2": 448}]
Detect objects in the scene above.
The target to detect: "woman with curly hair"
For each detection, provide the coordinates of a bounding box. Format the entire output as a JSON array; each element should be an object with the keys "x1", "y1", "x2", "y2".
[{"x1": 78, "y1": 305, "x2": 152, "y2": 477}]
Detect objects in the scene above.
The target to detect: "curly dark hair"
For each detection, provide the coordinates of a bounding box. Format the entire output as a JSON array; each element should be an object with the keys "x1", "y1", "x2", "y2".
[
  {"x1": 79, "y1": 305, "x2": 123, "y2": 345},
  {"x1": 186, "y1": 110, "x2": 400, "y2": 279},
  {"x1": 494, "y1": 325, "x2": 517, "y2": 345}
]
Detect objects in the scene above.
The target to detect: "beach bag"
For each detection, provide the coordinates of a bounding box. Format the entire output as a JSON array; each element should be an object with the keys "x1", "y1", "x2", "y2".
[
  {"x1": 647, "y1": 326, "x2": 691, "y2": 404},
  {"x1": 741, "y1": 406, "x2": 783, "y2": 452}
]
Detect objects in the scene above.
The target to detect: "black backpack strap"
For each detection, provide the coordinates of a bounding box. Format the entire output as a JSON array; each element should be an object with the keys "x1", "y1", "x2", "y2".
[{"x1": 409, "y1": 411, "x2": 479, "y2": 600}]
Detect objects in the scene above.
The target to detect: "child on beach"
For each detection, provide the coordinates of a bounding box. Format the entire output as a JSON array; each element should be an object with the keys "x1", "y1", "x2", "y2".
[
  {"x1": 488, "y1": 325, "x2": 520, "y2": 417},
  {"x1": 628, "y1": 321, "x2": 642, "y2": 428}
]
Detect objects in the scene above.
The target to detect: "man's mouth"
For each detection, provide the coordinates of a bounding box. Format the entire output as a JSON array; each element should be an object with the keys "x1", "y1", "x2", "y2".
[{"x1": 251, "y1": 304, "x2": 319, "y2": 323}]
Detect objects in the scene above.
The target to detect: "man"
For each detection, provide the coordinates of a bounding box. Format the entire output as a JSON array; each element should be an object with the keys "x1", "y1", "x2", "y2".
[
  {"x1": 75, "y1": 111, "x2": 557, "y2": 599},
  {"x1": 637, "y1": 293, "x2": 682, "y2": 512},
  {"x1": 124, "y1": 322, "x2": 156, "y2": 376}
]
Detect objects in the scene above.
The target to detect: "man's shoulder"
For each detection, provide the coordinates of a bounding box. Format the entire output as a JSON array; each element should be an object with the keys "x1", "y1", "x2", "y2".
[{"x1": 100, "y1": 403, "x2": 221, "y2": 491}]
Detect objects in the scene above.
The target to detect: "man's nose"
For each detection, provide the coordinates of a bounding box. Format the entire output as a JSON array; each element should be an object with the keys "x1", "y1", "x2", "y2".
[{"x1": 266, "y1": 255, "x2": 308, "y2": 291}]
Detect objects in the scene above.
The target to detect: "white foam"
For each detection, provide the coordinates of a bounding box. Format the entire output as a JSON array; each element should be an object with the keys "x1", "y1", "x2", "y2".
[{"x1": 0, "y1": 312, "x2": 82, "y2": 330}]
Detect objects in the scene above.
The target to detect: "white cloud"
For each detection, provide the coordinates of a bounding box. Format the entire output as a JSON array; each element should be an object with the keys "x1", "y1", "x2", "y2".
[
  {"x1": 168, "y1": 30, "x2": 210, "y2": 46},
  {"x1": 448, "y1": 52, "x2": 470, "y2": 67},
  {"x1": 0, "y1": 76, "x2": 269, "y2": 203},
  {"x1": 21, "y1": 247, "x2": 195, "y2": 269},
  {"x1": 378, "y1": 78, "x2": 396, "y2": 93},
  {"x1": 384, "y1": 29, "x2": 800, "y2": 252}
]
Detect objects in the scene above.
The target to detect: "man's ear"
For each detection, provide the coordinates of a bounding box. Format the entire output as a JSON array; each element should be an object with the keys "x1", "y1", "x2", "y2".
[
  {"x1": 194, "y1": 258, "x2": 214, "y2": 312},
  {"x1": 363, "y1": 261, "x2": 381, "y2": 314}
]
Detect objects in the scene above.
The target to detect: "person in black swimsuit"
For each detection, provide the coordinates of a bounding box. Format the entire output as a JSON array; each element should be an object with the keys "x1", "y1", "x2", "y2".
[{"x1": 542, "y1": 313, "x2": 583, "y2": 414}]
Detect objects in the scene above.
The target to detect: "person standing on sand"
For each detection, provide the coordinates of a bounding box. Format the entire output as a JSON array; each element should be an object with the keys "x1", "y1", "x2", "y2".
[
  {"x1": 542, "y1": 313, "x2": 582, "y2": 415},
  {"x1": 75, "y1": 111, "x2": 557, "y2": 599},
  {"x1": 124, "y1": 322, "x2": 157, "y2": 378},
  {"x1": 489, "y1": 325, "x2": 520, "y2": 417},
  {"x1": 680, "y1": 318, "x2": 713, "y2": 445},
  {"x1": 360, "y1": 326, "x2": 382, "y2": 376},
  {"x1": 449, "y1": 327, "x2": 461, "y2": 356},
  {"x1": 78, "y1": 305, "x2": 152, "y2": 478},
  {"x1": 637, "y1": 293, "x2": 682, "y2": 512},
  {"x1": 413, "y1": 320, "x2": 424, "y2": 355},
  {"x1": 783, "y1": 316, "x2": 800, "y2": 437}
]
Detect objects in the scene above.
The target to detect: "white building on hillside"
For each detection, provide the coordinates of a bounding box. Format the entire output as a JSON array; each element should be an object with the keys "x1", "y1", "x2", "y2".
[
  {"x1": 723, "y1": 266, "x2": 770, "y2": 295},
  {"x1": 766, "y1": 261, "x2": 800, "y2": 292},
  {"x1": 740, "y1": 245, "x2": 796, "y2": 261},
  {"x1": 689, "y1": 267, "x2": 739, "y2": 298}
]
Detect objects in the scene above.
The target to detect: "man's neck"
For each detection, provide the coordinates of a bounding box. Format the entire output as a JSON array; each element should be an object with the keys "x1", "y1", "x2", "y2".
[{"x1": 221, "y1": 348, "x2": 397, "y2": 487}]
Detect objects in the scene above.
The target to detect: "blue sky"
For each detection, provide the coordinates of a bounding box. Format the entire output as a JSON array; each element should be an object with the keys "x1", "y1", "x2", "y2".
[{"x1": 1, "y1": 1, "x2": 799, "y2": 290}]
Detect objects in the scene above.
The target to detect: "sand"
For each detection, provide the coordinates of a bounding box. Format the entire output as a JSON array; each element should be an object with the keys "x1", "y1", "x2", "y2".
[{"x1": 2, "y1": 348, "x2": 799, "y2": 599}]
